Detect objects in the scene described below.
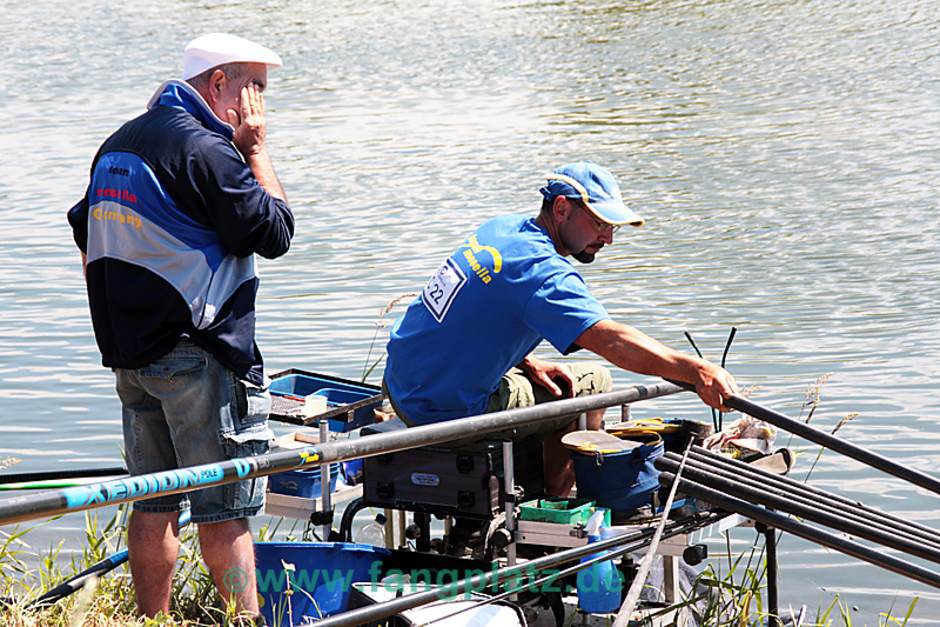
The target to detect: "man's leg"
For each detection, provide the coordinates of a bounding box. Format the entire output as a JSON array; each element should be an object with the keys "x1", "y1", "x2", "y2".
[
  {"x1": 585, "y1": 408, "x2": 605, "y2": 430},
  {"x1": 494, "y1": 363, "x2": 613, "y2": 496},
  {"x1": 150, "y1": 340, "x2": 271, "y2": 620},
  {"x1": 128, "y1": 510, "x2": 181, "y2": 616},
  {"x1": 118, "y1": 365, "x2": 190, "y2": 617},
  {"x1": 199, "y1": 518, "x2": 259, "y2": 615},
  {"x1": 543, "y1": 429, "x2": 577, "y2": 497}
]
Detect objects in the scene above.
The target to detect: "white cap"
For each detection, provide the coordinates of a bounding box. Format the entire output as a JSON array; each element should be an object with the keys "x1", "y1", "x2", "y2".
[{"x1": 182, "y1": 33, "x2": 282, "y2": 80}]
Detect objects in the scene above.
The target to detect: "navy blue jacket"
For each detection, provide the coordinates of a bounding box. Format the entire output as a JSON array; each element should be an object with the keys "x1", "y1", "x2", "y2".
[{"x1": 68, "y1": 81, "x2": 294, "y2": 385}]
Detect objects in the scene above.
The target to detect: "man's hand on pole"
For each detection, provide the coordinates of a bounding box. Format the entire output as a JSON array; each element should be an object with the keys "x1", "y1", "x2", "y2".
[{"x1": 689, "y1": 359, "x2": 738, "y2": 413}]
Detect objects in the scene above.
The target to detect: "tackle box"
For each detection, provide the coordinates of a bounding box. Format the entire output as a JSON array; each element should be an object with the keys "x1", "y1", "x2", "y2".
[
  {"x1": 268, "y1": 369, "x2": 383, "y2": 432},
  {"x1": 268, "y1": 464, "x2": 340, "y2": 498},
  {"x1": 362, "y1": 431, "x2": 545, "y2": 520}
]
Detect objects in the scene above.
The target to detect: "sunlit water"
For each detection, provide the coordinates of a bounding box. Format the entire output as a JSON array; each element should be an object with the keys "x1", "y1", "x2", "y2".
[{"x1": 1, "y1": 0, "x2": 939, "y2": 621}]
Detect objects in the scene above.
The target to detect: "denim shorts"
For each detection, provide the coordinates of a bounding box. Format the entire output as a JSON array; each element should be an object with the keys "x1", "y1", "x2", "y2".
[{"x1": 115, "y1": 338, "x2": 274, "y2": 524}]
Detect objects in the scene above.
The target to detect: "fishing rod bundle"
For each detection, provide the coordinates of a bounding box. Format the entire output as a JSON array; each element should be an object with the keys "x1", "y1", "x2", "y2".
[{"x1": 656, "y1": 448, "x2": 940, "y2": 589}]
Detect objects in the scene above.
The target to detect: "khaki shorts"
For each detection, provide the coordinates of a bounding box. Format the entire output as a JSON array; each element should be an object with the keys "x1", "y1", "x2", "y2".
[
  {"x1": 385, "y1": 362, "x2": 613, "y2": 446},
  {"x1": 484, "y1": 363, "x2": 613, "y2": 439}
]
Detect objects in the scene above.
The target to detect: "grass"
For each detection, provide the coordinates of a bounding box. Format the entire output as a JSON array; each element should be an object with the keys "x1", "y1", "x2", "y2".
[{"x1": 0, "y1": 505, "x2": 242, "y2": 626}]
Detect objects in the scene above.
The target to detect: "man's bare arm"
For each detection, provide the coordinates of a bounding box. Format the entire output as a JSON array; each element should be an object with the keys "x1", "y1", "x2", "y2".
[{"x1": 576, "y1": 319, "x2": 738, "y2": 411}]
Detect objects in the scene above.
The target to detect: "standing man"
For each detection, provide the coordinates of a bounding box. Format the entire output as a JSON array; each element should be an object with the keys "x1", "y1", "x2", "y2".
[
  {"x1": 384, "y1": 161, "x2": 737, "y2": 496},
  {"x1": 67, "y1": 33, "x2": 293, "y2": 622}
]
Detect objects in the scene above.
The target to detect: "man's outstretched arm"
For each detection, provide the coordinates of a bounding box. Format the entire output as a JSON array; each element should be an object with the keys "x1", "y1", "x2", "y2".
[{"x1": 575, "y1": 319, "x2": 738, "y2": 411}]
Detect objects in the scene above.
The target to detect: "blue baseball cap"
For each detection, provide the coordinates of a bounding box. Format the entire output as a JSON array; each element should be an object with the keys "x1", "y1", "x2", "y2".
[{"x1": 539, "y1": 161, "x2": 645, "y2": 227}]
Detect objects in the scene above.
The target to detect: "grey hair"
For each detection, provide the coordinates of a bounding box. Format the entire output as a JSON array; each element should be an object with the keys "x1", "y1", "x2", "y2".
[{"x1": 186, "y1": 62, "x2": 248, "y2": 91}]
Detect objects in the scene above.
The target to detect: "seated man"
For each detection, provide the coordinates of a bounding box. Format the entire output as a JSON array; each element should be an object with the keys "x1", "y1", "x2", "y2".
[{"x1": 383, "y1": 161, "x2": 737, "y2": 496}]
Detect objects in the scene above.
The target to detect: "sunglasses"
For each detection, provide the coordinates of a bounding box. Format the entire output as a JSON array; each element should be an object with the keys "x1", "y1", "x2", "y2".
[{"x1": 568, "y1": 198, "x2": 621, "y2": 234}]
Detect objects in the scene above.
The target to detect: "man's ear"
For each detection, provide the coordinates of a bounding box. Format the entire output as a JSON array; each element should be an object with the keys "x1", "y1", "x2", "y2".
[
  {"x1": 553, "y1": 195, "x2": 572, "y2": 220},
  {"x1": 206, "y1": 69, "x2": 227, "y2": 104}
]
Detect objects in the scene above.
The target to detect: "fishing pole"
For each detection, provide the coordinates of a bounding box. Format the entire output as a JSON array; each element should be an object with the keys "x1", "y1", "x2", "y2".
[
  {"x1": 686, "y1": 446, "x2": 940, "y2": 539},
  {"x1": 612, "y1": 441, "x2": 692, "y2": 627},
  {"x1": 672, "y1": 449, "x2": 940, "y2": 550},
  {"x1": 659, "y1": 472, "x2": 940, "y2": 589},
  {"x1": 413, "y1": 512, "x2": 721, "y2": 627},
  {"x1": 0, "y1": 382, "x2": 686, "y2": 527},
  {"x1": 0, "y1": 477, "x2": 129, "y2": 492},
  {"x1": 666, "y1": 382, "x2": 940, "y2": 497},
  {"x1": 311, "y1": 512, "x2": 722, "y2": 627},
  {"x1": 656, "y1": 458, "x2": 940, "y2": 565},
  {"x1": 0, "y1": 466, "x2": 127, "y2": 486}
]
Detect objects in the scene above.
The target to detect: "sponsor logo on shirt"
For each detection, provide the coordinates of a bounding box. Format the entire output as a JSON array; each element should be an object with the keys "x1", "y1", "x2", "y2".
[
  {"x1": 458, "y1": 235, "x2": 502, "y2": 285},
  {"x1": 91, "y1": 205, "x2": 143, "y2": 230}
]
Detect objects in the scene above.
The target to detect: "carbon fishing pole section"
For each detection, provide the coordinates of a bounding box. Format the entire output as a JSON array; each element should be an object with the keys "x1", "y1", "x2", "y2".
[
  {"x1": 659, "y1": 471, "x2": 940, "y2": 590},
  {"x1": 677, "y1": 448, "x2": 940, "y2": 549},
  {"x1": 666, "y1": 381, "x2": 940, "y2": 497},
  {"x1": 0, "y1": 383, "x2": 685, "y2": 527},
  {"x1": 656, "y1": 454, "x2": 940, "y2": 566}
]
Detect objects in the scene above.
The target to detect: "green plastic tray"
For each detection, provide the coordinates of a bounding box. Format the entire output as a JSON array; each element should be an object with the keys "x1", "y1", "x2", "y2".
[{"x1": 519, "y1": 497, "x2": 610, "y2": 526}]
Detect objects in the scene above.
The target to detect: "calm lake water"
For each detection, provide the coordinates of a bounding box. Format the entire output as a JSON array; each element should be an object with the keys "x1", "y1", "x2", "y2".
[{"x1": 1, "y1": 0, "x2": 939, "y2": 621}]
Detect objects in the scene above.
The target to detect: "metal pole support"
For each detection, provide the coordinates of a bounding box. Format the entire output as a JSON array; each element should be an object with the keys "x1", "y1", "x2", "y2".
[
  {"x1": 760, "y1": 522, "x2": 781, "y2": 627},
  {"x1": 384, "y1": 508, "x2": 394, "y2": 550},
  {"x1": 503, "y1": 441, "x2": 517, "y2": 570},
  {"x1": 320, "y1": 420, "x2": 332, "y2": 541}
]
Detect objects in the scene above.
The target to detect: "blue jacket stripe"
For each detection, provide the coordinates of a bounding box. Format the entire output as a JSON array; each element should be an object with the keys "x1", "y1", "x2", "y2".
[{"x1": 90, "y1": 152, "x2": 226, "y2": 271}]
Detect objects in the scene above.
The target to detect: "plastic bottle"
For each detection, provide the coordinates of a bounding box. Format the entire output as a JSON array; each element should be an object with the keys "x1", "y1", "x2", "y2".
[
  {"x1": 576, "y1": 510, "x2": 623, "y2": 613},
  {"x1": 358, "y1": 513, "x2": 387, "y2": 547}
]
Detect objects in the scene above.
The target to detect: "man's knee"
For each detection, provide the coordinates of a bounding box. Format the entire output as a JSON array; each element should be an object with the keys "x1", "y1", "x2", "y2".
[{"x1": 570, "y1": 363, "x2": 612, "y2": 396}]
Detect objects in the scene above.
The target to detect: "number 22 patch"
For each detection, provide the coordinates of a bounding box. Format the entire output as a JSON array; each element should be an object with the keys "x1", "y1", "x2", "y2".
[{"x1": 422, "y1": 258, "x2": 467, "y2": 323}]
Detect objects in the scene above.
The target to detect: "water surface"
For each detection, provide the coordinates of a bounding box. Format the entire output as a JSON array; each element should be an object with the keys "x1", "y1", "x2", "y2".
[{"x1": 1, "y1": 0, "x2": 939, "y2": 620}]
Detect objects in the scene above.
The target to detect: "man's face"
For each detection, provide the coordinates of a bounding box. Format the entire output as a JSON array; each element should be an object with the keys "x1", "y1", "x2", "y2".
[
  {"x1": 557, "y1": 197, "x2": 616, "y2": 263},
  {"x1": 207, "y1": 62, "x2": 269, "y2": 125}
]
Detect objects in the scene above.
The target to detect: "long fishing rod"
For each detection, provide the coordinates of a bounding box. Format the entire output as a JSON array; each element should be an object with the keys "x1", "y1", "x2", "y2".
[
  {"x1": 656, "y1": 456, "x2": 940, "y2": 565},
  {"x1": 687, "y1": 445, "x2": 940, "y2": 539},
  {"x1": 311, "y1": 512, "x2": 722, "y2": 627},
  {"x1": 0, "y1": 382, "x2": 684, "y2": 527},
  {"x1": 612, "y1": 441, "x2": 693, "y2": 627},
  {"x1": 668, "y1": 450, "x2": 940, "y2": 551},
  {"x1": 0, "y1": 467, "x2": 127, "y2": 486},
  {"x1": 668, "y1": 382, "x2": 940, "y2": 497},
  {"x1": 659, "y1": 472, "x2": 940, "y2": 590}
]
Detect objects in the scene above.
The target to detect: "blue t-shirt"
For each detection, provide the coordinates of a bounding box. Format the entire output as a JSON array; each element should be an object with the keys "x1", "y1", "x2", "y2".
[{"x1": 385, "y1": 215, "x2": 609, "y2": 425}]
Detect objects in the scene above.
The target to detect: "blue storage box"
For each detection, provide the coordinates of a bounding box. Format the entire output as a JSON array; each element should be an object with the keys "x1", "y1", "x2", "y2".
[
  {"x1": 269, "y1": 464, "x2": 339, "y2": 498},
  {"x1": 269, "y1": 369, "x2": 382, "y2": 432},
  {"x1": 255, "y1": 541, "x2": 391, "y2": 625},
  {"x1": 570, "y1": 435, "x2": 664, "y2": 513}
]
